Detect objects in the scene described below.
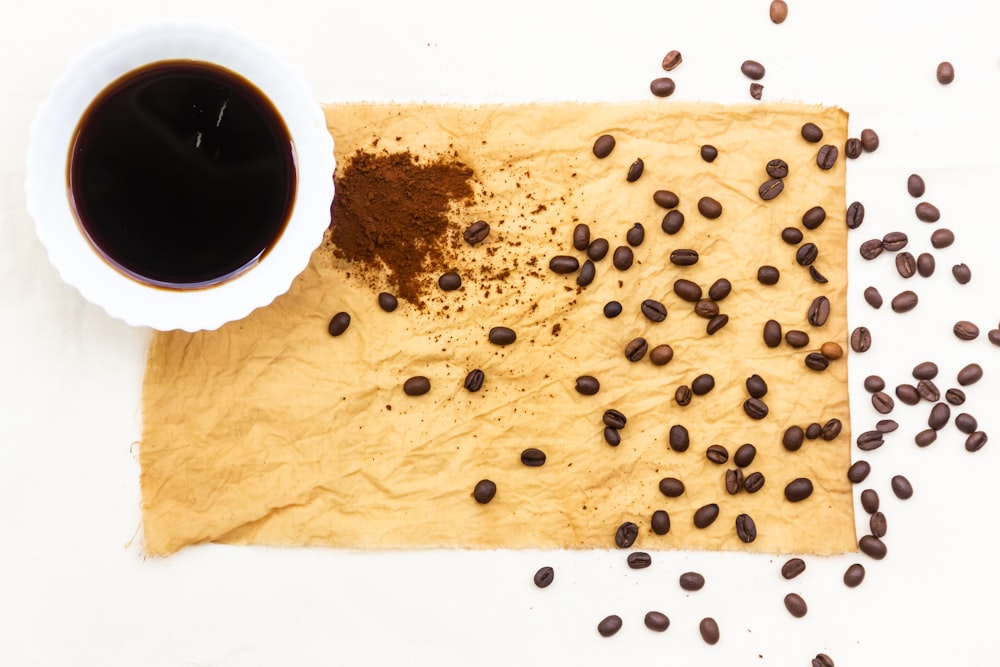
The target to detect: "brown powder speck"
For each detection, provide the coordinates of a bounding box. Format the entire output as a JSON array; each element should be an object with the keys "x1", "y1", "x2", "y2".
[{"x1": 552, "y1": 323, "x2": 561, "y2": 336}]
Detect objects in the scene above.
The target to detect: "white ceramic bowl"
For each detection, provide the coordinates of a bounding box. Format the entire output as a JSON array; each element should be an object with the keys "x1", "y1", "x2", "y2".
[{"x1": 25, "y1": 20, "x2": 334, "y2": 331}]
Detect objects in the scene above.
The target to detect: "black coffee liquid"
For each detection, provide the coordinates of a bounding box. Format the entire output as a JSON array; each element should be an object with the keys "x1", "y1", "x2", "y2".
[{"x1": 68, "y1": 60, "x2": 296, "y2": 288}]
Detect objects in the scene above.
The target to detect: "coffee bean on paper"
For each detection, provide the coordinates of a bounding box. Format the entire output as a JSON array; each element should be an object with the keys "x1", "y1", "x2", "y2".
[
  {"x1": 891, "y1": 290, "x2": 918, "y2": 313},
  {"x1": 653, "y1": 189, "x2": 680, "y2": 209},
  {"x1": 662, "y1": 50, "x2": 683, "y2": 71},
  {"x1": 891, "y1": 475, "x2": 914, "y2": 499},
  {"x1": 785, "y1": 478, "x2": 814, "y2": 502},
  {"x1": 847, "y1": 461, "x2": 871, "y2": 484},
  {"x1": 725, "y1": 468, "x2": 744, "y2": 494},
  {"x1": 693, "y1": 503, "x2": 720, "y2": 528},
  {"x1": 597, "y1": 615, "x2": 623, "y2": 637},
  {"x1": 870, "y1": 512, "x2": 886, "y2": 538},
  {"x1": 603, "y1": 427, "x2": 621, "y2": 447},
  {"x1": 757, "y1": 265, "x2": 780, "y2": 285},
  {"x1": 644, "y1": 611, "x2": 670, "y2": 632},
  {"x1": 882, "y1": 231, "x2": 908, "y2": 251},
  {"x1": 327, "y1": 311, "x2": 351, "y2": 336},
  {"x1": 734, "y1": 443, "x2": 757, "y2": 467},
  {"x1": 915, "y1": 429, "x2": 937, "y2": 447},
  {"x1": 699, "y1": 618, "x2": 720, "y2": 645},
  {"x1": 533, "y1": 565, "x2": 554, "y2": 588},
  {"x1": 603, "y1": 301, "x2": 622, "y2": 318},
  {"x1": 626, "y1": 222, "x2": 645, "y2": 247},
  {"x1": 464, "y1": 369, "x2": 485, "y2": 392},
  {"x1": 744, "y1": 472, "x2": 765, "y2": 493},
  {"x1": 641, "y1": 299, "x2": 668, "y2": 322},
  {"x1": 679, "y1": 571, "x2": 705, "y2": 591},
  {"x1": 625, "y1": 337, "x2": 648, "y2": 362},
  {"x1": 626, "y1": 159, "x2": 644, "y2": 182},
  {"x1": 915, "y1": 202, "x2": 940, "y2": 222},
  {"x1": 917, "y1": 380, "x2": 941, "y2": 402},
  {"x1": 907, "y1": 173, "x2": 926, "y2": 197},
  {"x1": 931, "y1": 228, "x2": 955, "y2": 248},
  {"x1": 917, "y1": 253, "x2": 935, "y2": 277},
  {"x1": 782, "y1": 227, "x2": 804, "y2": 244},
  {"x1": 746, "y1": 374, "x2": 768, "y2": 398},
  {"x1": 954, "y1": 320, "x2": 979, "y2": 341},
  {"x1": 612, "y1": 246, "x2": 634, "y2": 270},
  {"x1": 438, "y1": 271, "x2": 462, "y2": 291},
  {"x1": 650, "y1": 344, "x2": 674, "y2": 366},
  {"x1": 895, "y1": 383, "x2": 920, "y2": 405},
  {"x1": 801, "y1": 122, "x2": 823, "y2": 143},
  {"x1": 661, "y1": 210, "x2": 685, "y2": 234},
  {"x1": 759, "y1": 178, "x2": 784, "y2": 200},
  {"x1": 801, "y1": 206, "x2": 826, "y2": 230},
  {"x1": 937, "y1": 61, "x2": 955, "y2": 84},
  {"x1": 377, "y1": 292, "x2": 399, "y2": 312},
  {"x1": 816, "y1": 144, "x2": 838, "y2": 169},
  {"x1": 675, "y1": 385, "x2": 692, "y2": 406},
  {"x1": 743, "y1": 398, "x2": 769, "y2": 419},
  {"x1": 603, "y1": 409, "x2": 627, "y2": 430},
  {"x1": 659, "y1": 477, "x2": 685, "y2": 498},
  {"x1": 670, "y1": 249, "x2": 699, "y2": 266},
  {"x1": 691, "y1": 374, "x2": 716, "y2": 395},
  {"x1": 796, "y1": 244, "x2": 818, "y2": 266},
  {"x1": 588, "y1": 238, "x2": 610, "y2": 261},
  {"x1": 896, "y1": 251, "x2": 916, "y2": 278},
  {"x1": 782, "y1": 558, "x2": 806, "y2": 580},
  {"x1": 650, "y1": 77, "x2": 676, "y2": 97},
  {"x1": 572, "y1": 223, "x2": 591, "y2": 250},
  {"x1": 576, "y1": 260, "x2": 596, "y2": 287},
  {"x1": 473, "y1": 479, "x2": 497, "y2": 504},
  {"x1": 769, "y1": 0, "x2": 788, "y2": 23},
  {"x1": 766, "y1": 159, "x2": 789, "y2": 178},
  {"x1": 593, "y1": 134, "x2": 616, "y2": 158},
  {"x1": 946, "y1": 387, "x2": 967, "y2": 405},
  {"x1": 698, "y1": 196, "x2": 723, "y2": 219},
  {"x1": 574, "y1": 375, "x2": 600, "y2": 395},
  {"x1": 807, "y1": 296, "x2": 830, "y2": 326},
  {"x1": 805, "y1": 423, "x2": 823, "y2": 439},
  {"x1": 701, "y1": 145, "x2": 718, "y2": 162},
  {"x1": 735, "y1": 514, "x2": 757, "y2": 543},
  {"x1": 549, "y1": 255, "x2": 580, "y2": 274},
  {"x1": 783, "y1": 425, "x2": 805, "y2": 451},
  {"x1": 784, "y1": 593, "x2": 808, "y2": 618},
  {"x1": 763, "y1": 319, "x2": 782, "y2": 347},
  {"x1": 615, "y1": 522, "x2": 639, "y2": 548},
  {"x1": 859, "y1": 238, "x2": 884, "y2": 260},
  {"x1": 669, "y1": 424, "x2": 691, "y2": 451},
  {"x1": 706, "y1": 444, "x2": 729, "y2": 464},
  {"x1": 709, "y1": 278, "x2": 732, "y2": 301},
  {"x1": 957, "y1": 363, "x2": 983, "y2": 386},
  {"x1": 864, "y1": 375, "x2": 886, "y2": 392},
  {"x1": 463, "y1": 220, "x2": 490, "y2": 245},
  {"x1": 520, "y1": 448, "x2": 546, "y2": 467},
  {"x1": 651, "y1": 510, "x2": 671, "y2": 535},
  {"x1": 403, "y1": 376, "x2": 431, "y2": 396},
  {"x1": 489, "y1": 326, "x2": 517, "y2": 345},
  {"x1": 695, "y1": 299, "x2": 720, "y2": 319}
]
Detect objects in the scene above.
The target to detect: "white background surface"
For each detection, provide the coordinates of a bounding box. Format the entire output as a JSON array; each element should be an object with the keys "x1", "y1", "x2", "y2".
[{"x1": 3, "y1": 1, "x2": 1000, "y2": 665}]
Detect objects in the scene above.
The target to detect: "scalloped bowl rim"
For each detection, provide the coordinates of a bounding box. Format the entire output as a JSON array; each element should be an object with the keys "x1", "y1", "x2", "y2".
[{"x1": 25, "y1": 20, "x2": 335, "y2": 331}]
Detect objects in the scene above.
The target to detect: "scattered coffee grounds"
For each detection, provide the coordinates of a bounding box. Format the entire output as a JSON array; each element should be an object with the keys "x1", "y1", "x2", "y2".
[{"x1": 329, "y1": 149, "x2": 476, "y2": 305}]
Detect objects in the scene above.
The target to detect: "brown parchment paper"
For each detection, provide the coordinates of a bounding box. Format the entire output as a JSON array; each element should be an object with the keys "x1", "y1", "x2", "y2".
[{"x1": 140, "y1": 101, "x2": 853, "y2": 556}]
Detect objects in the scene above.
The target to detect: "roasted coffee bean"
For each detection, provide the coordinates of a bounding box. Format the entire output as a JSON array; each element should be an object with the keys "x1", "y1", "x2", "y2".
[
  {"x1": 625, "y1": 337, "x2": 649, "y2": 362},
  {"x1": 615, "y1": 521, "x2": 639, "y2": 548},
  {"x1": 664, "y1": 271, "x2": 701, "y2": 309},
  {"x1": 801, "y1": 122, "x2": 824, "y2": 142},
  {"x1": 725, "y1": 468, "x2": 744, "y2": 494},
  {"x1": 906, "y1": 173, "x2": 926, "y2": 198},
  {"x1": 699, "y1": 617, "x2": 720, "y2": 645},
  {"x1": 813, "y1": 653, "x2": 835, "y2": 667},
  {"x1": 626, "y1": 222, "x2": 645, "y2": 247},
  {"x1": 937, "y1": 60, "x2": 955, "y2": 84},
  {"x1": 859, "y1": 238, "x2": 884, "y2": 260},
  {"x1": 990, "y1": 329, "x2": 1000, "y2": 346},
  {"x1": 603, "y1": 409, "x2": 627, "y2": 430},
  {"x1": 954, "y1": 320, "x2": 979, "y2": 341},
  {"x1": 706, "y1": 444, "x2": 729, "y2": 464},
  {"x1": 464, "y1": 369, "x2": 485, "y2": 392},
  {"x1": 843, "y1": 563, "x2": 866, "y2": 588},
  {"x1": 784, "y1": 593, "x2": 808, "y2": 618},
  {"x1": 846, "y1": 201, "x2": 865, "y2": 229},
  {"x1": 741, "y1": 59, "x2": 766, "y2": 80},
  {"x1": 966, "y1": 431, "x2": 988, "y2": 452},
  {"x1": 709, "y1": 278, "x2": 732, "y2": 301},
  {"x1": 403, "y1": 375, "x2": 431, "y2": 396},
  {"x1": 822, "y1": 418, "x2": 843, "y2": 441},
  {"x1": 701, "y1": 145, "x2": 719, "y2": 162},
  {"x1": 328, "y1": 311, "x2": 351, "y2": 336},
  {"x1": 603, "y1": 300, "x2": 622, "y2": 318},
  {"x1": 810, "y1": 266, "x2": 830, "y2": 284},
  {"x1": 860, "y1": 489, "x2": 880, "y2": 514},
  {"x1": 759, "y1": 178, "x2": 784, "y2": 200},
  {"x1": 659, "y1": 477, "x2": 685, "y2": 497},
  {"x1": 693, "y1": 503, "x2": 720, "y2": 528},
  {"x1": 805, "y1": 352, "x2": 829, "y2": 371},
  {"x1": 549, "y1": 255, "x2": 580, "y2": 274},
  {"x1": 952, "y1": 263, "x2": 972, "y2": 284},
  {"x1": 782, "y1": 425, "x2": 805, "y2": 451},
  {"x1": 870, "y1": 511, "x2": 887, "y2": 537},
  {"x1": 653, "y1": 189, "x2": 680, "y2": 209},
  {"x1": 750, "y1": 83, "x2": 764, "y2": 100},
  {"x1": 734, "y1": 443, "x2": 757, "y2": 468},
  {"x1": 785, "y1": 330, "x2": 810, "y2": 348},
  {"x1": 782, "y1": 558, "x2": 806, "y2": 580},
  {"x1": 796, "y1": 244, "x2": 819, "y2": 266},
  {"x1": 808, "y1": 296, "x2": 831, "y2": 326},
  {"x1": 784, "y1": 477, "x2": 814, "y2": 502},
  {"x1": 439, "y1": 271, "x2": 462, "y2": 291},
  {"x1": 626, "y1": 158, "x2": 644, "y2": 182},
  {"x1": 766, "y1": 158, "x2": 789, "y2": 178},
  {"x1": 882, "y1": 231, "x2": 908, "y2": 251},
  {"x1": 651, "y1": 509, "x2": 671, "y2": 535},
  {"x1": 891, "y1": 290, "x2": 918, "y2": 313},
  {"x1": 805, "y1": 423, "x2": 823, "y2": 439},
  {"x1": 533, "y1": 565, "x2": 554, "y2": 588},
  {"x1": 521, "y1": 448, "x2": 546, "y2": 467},
  {"x1": 859, "y1": 535, "x2": 887, "y2": 560},
  {"x1": 577, "y1": 259, "x2": 596, "y2": 287},
  {"x1": 916, "y1": 252, "x2": 935, "y2": 277},
  {"x1": 851, "y1": 326, "x2": 872, "y2": 353},
  {"x1": 816, "y1": 144, "x2": 838, "y2": 170},
  {"x1": 669, "y1": 424, "x2": 691, "y2": 451},
  {"x1": 603, "y1": 427, "x2": 621, "y2": 447},
  {"x1": 856, "y1": 430, "x2": 884, "y2": 451},
  {"x1": 744, "y1": 471, "x2": 765, "y2": 493},
  {"x1": 662, "y1": 49, "x2": 683, "y2": 71},
  {"x1": 593, "y1": 134, "x2": 616, "y2": 158},
  {"x1": 915, "y1": 201, "x2": 940, "y2": 222},
  {"x1": 691, "y1": 374, "x2": 716, "y2": 395},
  {"x1": 627, "y1": 552, "x2": 652, "y2": 569},
  {"x1": 644, "y1": 611, "x2": 670, "y2": 632},
  {"x1": 862, "y1": 286, "x2": 883, "y2": 310},
  {"x1": 895, "y1": 251, "x2": 917, "y2": 278},
  {"x1": 463, "y1": 219, "x2": 490, "y2": 246},
  {"x1": 675, "y1": 385, "x2": 692, "y2": 406},
  {"x1": 650, "y1": 77, "x2": 676, "y2": 97},
  {"x1": 698, "y1": 196, "x2": 723, "y2": 219},
  {"x1": 588, "y1": 238, "x2": 610, "y2": 261},
  {"x1": 844, "y1": 137, "x2": 863, "y2": 159},
  {"x1": 891, "y1": 474, "x2": 914, "y2": 500},
  {"x1": 489, "y1": 326, "x2": 517, "y2": 345},
  {"x1": 572, "y1": 223, "x2": 591, "y2": 251},
  {"x1": 660, "y1": 210, "x2": 685, "y2": 234},
  {"x1": 781, "y1": 227, "x2": 804, "y2": 244},
  {"x1": 876, "y1": 419, "x2": 899, "y2": 433},
  {"x1": 679, "y1": 571, "x2": 706, "y2": 591},
  {"x1": 955, "y1": 413, "x2": 978, "y2": 434},
  {"x1": 864, "y1": 374, "x2": 886, "y2": 392},
  {"x1": 769, "y1": 0, "x2": 788, "y2": 23},
  {"x1": 650, "y1": 344, "x2": 674, "y2": 366},
  {"x1": 377, "y1": 292, "x2": 399, "y2": 313},
  {"x1": 640, "y1": 299, "x2": 668, "y2": 322},
  {"x1": 735, "y1": 513, "x2": 757, "y2": 543},
  {"x1": 763, "y1": 319, "x2": 782, "y2": 348},
  {"x1": 820, "y1": 341, "x2": 843, "y2": 360},
  {"x1": 801, "y1": 206, "x2": 826, "y2": 230},
  {"x1": 612, "y1": 246, "x2": 634, "y2": 270},
  {"x1": 872, "y1": 391, "x2": 894, "y2": 414},
  {"x1": 946, "y1": 387, "x2": 967, "y2": 405},
  {"x1": 931, "y1": 228, "x2": 954, "y2": 248},
  {"x1": 597, "y1": 614, "x2": 623, "y2": 637},
  {"x1": 574, "y1": 375, "x2": 600, "y2": 395},
  {"x1": 913, "y1": 361, "x2": 939, "y2": 380},
  {"x1": 757, "y1": 265, "x2": 780, "y2": 285},
  {"x1": 746, "y1": 374, "x2": 768, "y2": 398},
  {"x1": 695, "y1": 299, "x2": 720, "y2": 319},
  {"x1": 743, "y1": 397, "x2": 769, "y2": 419},
  {"x1": 915, "y1": 428, "x2": 937, "y2": 447},
  {"x1": 895, "y1": 383, "x2": 920, "y2": 405},
  {"x1": 928, "y1": 402, "x2": 951, "y2": 431},
  {"x1": 847, "y1": 460, "x2": 871, "y2": 483},
  {"x1": 670, "y1": 249, "x2": 699, "y2": 266},
  {"x1": 861, "y1": 128, "x2": 880, "y2": 152},
  {"x1": 958, "y1": 362, "x2": 983, "y2": 386},
  {"x1": 473, "y1": 479, "x2": 497, "y2": 504},
  {"x1": 917, "y1": 378, "x2": 941, "y2": 401}
]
